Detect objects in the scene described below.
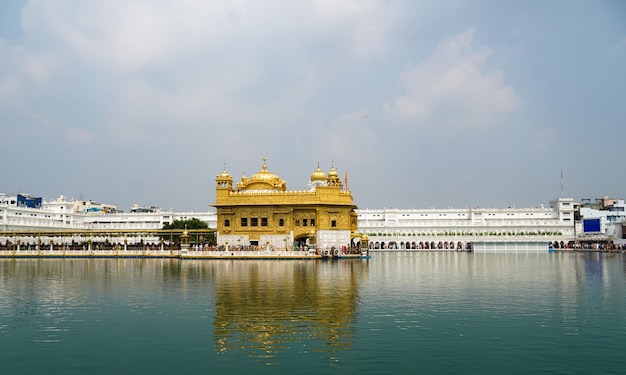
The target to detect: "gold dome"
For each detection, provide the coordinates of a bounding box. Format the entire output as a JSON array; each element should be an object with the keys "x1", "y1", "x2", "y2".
[
  {"x1": 217, "y1": 164, "x2": 232, "y2": 180},
  {"x1": 237, "y1": 158, "x2": 286, "y2": 191},
  {"x1": 250, "y1": 158, "x2": 280, "y2": 183},
  {"x1": 328, "y1": 165, "x2": 339, "y2": 179},
  {"x1": 310, "y1": 163, "x2": 327, "y2": 181}
]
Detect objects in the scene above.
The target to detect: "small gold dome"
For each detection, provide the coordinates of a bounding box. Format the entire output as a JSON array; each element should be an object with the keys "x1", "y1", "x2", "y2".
[
  {"x1": 328, "y1": 165, "x2": 338, "y2": 179},
  {"x1": 218, "y1": 164, "x2": 232, "y2": 180},
  {"x1": 310, "y1": 163, "x2": 327, "y2": 181}
]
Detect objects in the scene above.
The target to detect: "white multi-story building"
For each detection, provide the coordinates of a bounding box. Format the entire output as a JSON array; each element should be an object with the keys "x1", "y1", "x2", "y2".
[
  {"x1": 0, "y1": 194, "x2": 217, "y2": 232},
  {"x1": 357, "y1": 198, "x2": 575, "y2": 253},
  {"x1": 1, "y1": 193, "x2": 75, "y2": 231},
  {"x1": 5, "y1": 192, "x2": 624, "y2": 252}
]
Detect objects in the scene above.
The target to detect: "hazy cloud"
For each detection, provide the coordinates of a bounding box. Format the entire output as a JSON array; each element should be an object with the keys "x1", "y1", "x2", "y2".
[
  {"x1": 1, "y1": 1, "x2": 625, "y2": 211},
  {"x1": 64, "y1": 127, "x2": 95, "y2": 142},
  {"x1": 386, "y1": 28, "x2": 522, "y2": 130}
]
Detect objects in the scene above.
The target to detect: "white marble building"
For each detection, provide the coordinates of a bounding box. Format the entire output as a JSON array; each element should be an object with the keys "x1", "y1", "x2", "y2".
[
  {"x1": 0, "y1": 193, "x2": 603, "y2": 253},
  {"x1": 357, "y1": 198, "x2": 575, "y2": 253}
]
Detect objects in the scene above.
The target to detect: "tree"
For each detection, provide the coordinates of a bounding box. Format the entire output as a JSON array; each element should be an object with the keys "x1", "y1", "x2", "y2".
[
  {"x1": 162, "y1": 219, "x2": 215, "y2": 245},
  {"x1": 162, "y1": 218, "x2": 208, "y2": 230}
]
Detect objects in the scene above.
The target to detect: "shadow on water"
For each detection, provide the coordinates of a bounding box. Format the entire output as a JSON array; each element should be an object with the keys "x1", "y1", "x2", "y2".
[
  {"x1": 2, "y1": 254, "x2": 625, "y2": 374},
  {"x1": 0, "y1": 258, "x2": 370, "y2": 372},
  {"x1": 180, "y1": 259, "x2": 370, "y2": 366}
]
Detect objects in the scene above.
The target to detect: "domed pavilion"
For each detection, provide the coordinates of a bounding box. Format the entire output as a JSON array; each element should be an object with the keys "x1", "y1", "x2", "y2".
[{"x1": 213, "y1": 158, "x2": 359, "y2": 253}]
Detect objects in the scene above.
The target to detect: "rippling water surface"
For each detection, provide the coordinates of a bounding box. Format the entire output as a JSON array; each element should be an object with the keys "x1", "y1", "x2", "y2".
[{"x1": 1, "y1": 252, "x2": 625, "y2": 374}]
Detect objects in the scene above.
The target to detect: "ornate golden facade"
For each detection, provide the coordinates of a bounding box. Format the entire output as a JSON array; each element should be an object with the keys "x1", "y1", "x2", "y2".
[{"x1": 213, "y1": 159, "x2": 358, "y2": 252}]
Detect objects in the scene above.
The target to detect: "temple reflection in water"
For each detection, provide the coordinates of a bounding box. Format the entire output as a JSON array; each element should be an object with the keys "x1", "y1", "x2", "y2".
[{"x1": 182, "y1": 259, "x2": 368, "y2": 362}]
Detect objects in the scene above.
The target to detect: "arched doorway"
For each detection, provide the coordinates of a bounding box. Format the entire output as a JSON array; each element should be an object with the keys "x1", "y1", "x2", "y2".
[{"x1": 294, "y1": 235, "x2": 310, "y2": 251}]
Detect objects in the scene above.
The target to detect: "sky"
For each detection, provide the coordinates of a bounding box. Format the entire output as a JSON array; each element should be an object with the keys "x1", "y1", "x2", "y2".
[{"x1": 1, "y1": 0, "x2": 625, "y2": 212}]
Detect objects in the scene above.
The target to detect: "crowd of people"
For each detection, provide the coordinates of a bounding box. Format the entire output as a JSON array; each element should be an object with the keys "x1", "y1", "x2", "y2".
[{"x1": 551, "y1": 241, "x2": 626, "y2": 250}]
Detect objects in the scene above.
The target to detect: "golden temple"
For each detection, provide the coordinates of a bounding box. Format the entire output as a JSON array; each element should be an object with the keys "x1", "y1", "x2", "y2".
[{"x1": 213, "y1": 158, "x2": 364, "y2": 256}]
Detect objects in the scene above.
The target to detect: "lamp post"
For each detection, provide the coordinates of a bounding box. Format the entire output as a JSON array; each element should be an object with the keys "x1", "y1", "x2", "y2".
[{"x1": 181, "y1": 228, "x2": 190, "y2": 254}]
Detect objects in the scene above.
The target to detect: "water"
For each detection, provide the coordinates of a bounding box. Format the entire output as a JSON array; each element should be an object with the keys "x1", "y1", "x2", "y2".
[{"x1": 1, "y1": 252, "x2": 625, "y2": 374}]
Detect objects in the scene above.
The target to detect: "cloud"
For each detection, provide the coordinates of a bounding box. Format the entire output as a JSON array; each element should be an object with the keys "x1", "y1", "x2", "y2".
[
  {"x1": 311, "y1": 0, "x2": 398, "y2": 57},
  {"x1": 0, "y1": 0, "x2": 623, "y2": 212},
  {"x1": 0, "y1": 74, "x2": 21, "y2": 105},
  {"x1": 385, "y1": 28, "x2": 522, "y2": 130},
  {"x1": 0, "y1": 41, "x2": 23, "y2": 105},
  {"x1": 322, "y1": 108, "x2": 378, "y2": 162},
  {"x1": 4, "y1": 0, "x2": 399, "y2": 149},
  {"x1": 20, "y1": 0, "x2": 208, "y2": 73},
  {"x1": 64, "y1": 127, "x2": 95, "y2": 142},
  {"x1": 17, "y1": 0, "x2": 396, "y2": 73},
  {"x1": 31, "y1": 112, "x2": 54, "y2": 129}
]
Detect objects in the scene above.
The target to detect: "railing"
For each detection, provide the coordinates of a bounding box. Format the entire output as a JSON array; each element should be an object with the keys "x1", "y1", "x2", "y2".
[
  {"x1": 0, "y1": 248, "x2": 181, "y2": 257},
  {"x1": 180, "y1": 249, "x2": 320, "y2": 258}
]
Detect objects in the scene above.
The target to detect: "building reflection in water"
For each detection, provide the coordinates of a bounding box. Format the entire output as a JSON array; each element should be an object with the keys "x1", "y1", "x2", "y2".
[{"x1": 184, "y1": 259, "x2": 369, "y2": 363}]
